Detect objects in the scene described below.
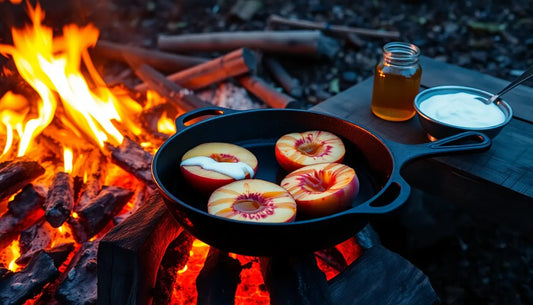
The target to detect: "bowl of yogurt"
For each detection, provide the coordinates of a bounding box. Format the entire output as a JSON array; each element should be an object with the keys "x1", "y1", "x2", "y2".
[{"x1": 414, "y1": 85, "x2": 513, "y2": 139}]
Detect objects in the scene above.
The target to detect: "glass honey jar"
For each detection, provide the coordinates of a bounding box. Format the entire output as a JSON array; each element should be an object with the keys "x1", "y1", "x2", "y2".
[{"x1": 371, "y1": 42, "x2": 422, "y2": 121}]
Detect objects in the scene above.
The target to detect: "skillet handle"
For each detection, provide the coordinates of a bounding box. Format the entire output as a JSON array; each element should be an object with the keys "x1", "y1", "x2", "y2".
[
  {"x1": 349, "y1": 177, "x2": 411, "y2": 214},
  {"x1": 175, "y1": 106, "x2": 239, "y2": 132}
]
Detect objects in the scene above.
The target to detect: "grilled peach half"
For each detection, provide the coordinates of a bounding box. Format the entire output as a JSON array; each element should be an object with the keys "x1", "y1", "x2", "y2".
[
  {"x1": 275, "y1": 130, "x2": 345, "y2": 172},
  {"x1": 207, "y1": 179, "x2": 297, "y2": 223},
  {"x1": 180, "y1": 142, "x2": 258, "y2": 194},
  {"x1": 281, "y1": 163, "x2": 359, "y2": 218}
]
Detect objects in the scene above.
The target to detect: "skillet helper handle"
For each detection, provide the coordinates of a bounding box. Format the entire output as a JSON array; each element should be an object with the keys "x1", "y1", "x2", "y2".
[
  {"x1": 349, "y1": 177, "x2": 411, "y2": 214},
  {"x1": 175, "y1": 106, "x2": 238, "y2": 132}
]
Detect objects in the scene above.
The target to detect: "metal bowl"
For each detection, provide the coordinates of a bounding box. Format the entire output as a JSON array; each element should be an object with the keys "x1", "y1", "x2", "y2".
[{"x1": 414, "y1": 85, "x2": 513, "y2": 139}]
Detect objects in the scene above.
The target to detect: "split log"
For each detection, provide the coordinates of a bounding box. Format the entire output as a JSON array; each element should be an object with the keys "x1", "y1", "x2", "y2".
[
  {"x1": 153, "y1": 230, "x2": 195, "y2": 305},
  {"x1": 108, "y1": 136, "x2": 156, "y2": 189},
  {"x1": 44, "y1": 171, "x2": 74, "y2": 228},
  {"x1": 16, "y1": 218, "x2": 54, "y2": 266},
  {"x1": 0, "y1": 160, "x2": 45, "y2": 202},
  {"x1": 267, "y1": 14, "x2": 401, "y2": 40},
  {"x1": 75, "y1": 150, "x2": 107, "y2": 212},
  {"x1": 55, "y1": 240, "x2": 99, "y2": 305},
  {"x1": 129, "y1": 62, "x2": 211, "y2": 111},
  {"x1": 260, "y1": 254, "x2": 332, "y2": 305},
  {"x1": 135, "y1": 48, "x2": 256, "y2": 91},
  {"x1": 72, "y1": 186, "x2": 134, "y2": 242},
  {"x1": 0, "y1": 184, "x2": 45, "y2": 250},
  {"x1": 264, "y1": 56, "x2": 303, "y2": 98},
  {"x1": 237, "y1": 75, "x2": 301, "y2": 108},
  {"x1": 98, "y1": 193, "x2": 183, "y2": 305},
  {"x1": 158, "y1": 30, "x2": 340, "y2": 58},
  {"x1": 0, "y1": 250, "x2": 60, "y2": 305},
  {"x1": 92, "y1": 40, "x2": 207, "y2": 73},
  {"x1": 328, "y1": 245, "x2": 439, "y2": 305},
  {"x1": 196, "y1": 248, "x2": 242, "y2": 305}
]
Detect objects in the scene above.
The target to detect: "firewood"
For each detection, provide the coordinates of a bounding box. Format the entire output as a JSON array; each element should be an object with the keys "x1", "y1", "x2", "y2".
[
  {"x1": 0, "y1": 263, "x2": 11, "y2": 281},
  {"x1": 267, "y1": 14, "x2": 401, "y2": 40},
  {"x1": 113, "y1": 184, "x2": 153, "y2": 225},
  {"x1": 98, "y1": 193, "x2": 183, "y2": 305},
  {"x1": 260, "y1": 254, "x2": 332, "y2": 305},
  {"x1": 153, "y1": 230, "x2": 195, "y2": 305},
  {"x1": 44, "y1": 171, "x2": 74, "y2": 228},
  {"x1": 16, "y1": 218, "x2": 53, "y2": 266},
  {"x1": 264, "y1": 56, "x2": 303, "y2": 98},
  {"x1": 44, "y1": 242, "x2": 75, "y2": 268},
  {"x1": 75, "y1": 150, "x2": 107, "y2": 212},
  {"x1": 328, "y1": 245, "x2": 438, "y2": 305},
  {"x1": 196, "y1": 247, "x2": 242, "y2": 305},
  {"x1": 135, "y1": 48, "x2": 256, "y2": 92},
  {"x1": 74, "y1": 186, "x2": 134, "y2": 241},
  {"x1": 108, "y1": 136, "x2": 157, "y2": 189},
  {"x1": 0, "y1": 184, "x2": 45, "y2": 250},
  {"x1": 140, "y1": 104, "x2": 178, "y2": 140},
  {"x1": 157, "y1": 30, "x2": 340, "y2": 58},
  {"x1": 129, "y1": 61, "x2": 211, "y2": 111},
  {"x1": 0, "y1": 250, "x2": 60, "y2": 305},
  {"x1": 92, "y1": 40, "x2": 208, "y2": 73},
  {"x1": 55, "y1": 240, "x2": 99, "y2": 305},
  {"x1": 315, "y1": 246, "x2": 348, "y2": 273},
  {"x1": 0, "y1": 160, "x2": 45, "y2": 202},
  {"x1": 237, "y1": 75, "x2": 301, "y2": 108}
]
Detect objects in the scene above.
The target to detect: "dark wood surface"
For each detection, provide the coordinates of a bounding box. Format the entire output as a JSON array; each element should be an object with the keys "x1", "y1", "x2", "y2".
[{"x1": 312, "y1": 56, "x2": 533, "y2": 235}]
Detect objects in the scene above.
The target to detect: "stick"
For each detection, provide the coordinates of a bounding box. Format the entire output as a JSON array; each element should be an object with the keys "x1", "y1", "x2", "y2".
[
  {"x1": 92, "y1": 40, "x2": 208, "y2": 73},
  {"x1": 44, "y1": 172, "x2": 74, "y2": 228},
  {"x1": 267, "y1": 14, "x2": 401, "y2": 40},
  {"x1": 264, "y1": 56, "x2": 303, "y2": 98},
  {"x1": 237, "y1": 75, "x2": 301, "y2": 108},
  {"x1": 135, "y1": 48, "x2": 256, "y2": 91},
  {"x1": 157, "y1": 31, "x2": 340, "y2": 58},
  {"x1": 0, "y1": 160, "x2": 45, "y2": 202}
]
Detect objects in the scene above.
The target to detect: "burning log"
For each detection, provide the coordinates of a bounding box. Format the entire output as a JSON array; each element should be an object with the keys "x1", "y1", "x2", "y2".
[
  {"x1": 196, "y1": 248, "x2": 242, "y2": 305},
  {"x1": 135, "y1": 48, "x2": 256, "y2": 92},
  {"x1": 75, "y1": 150, "x2": 107, "y2": 212},
  {"x1": 0, "y1": 184, "x2": 45, "y2": 250},
  {"x1": 315, "y1": 246, "x2": 348, "y2": 273},
  {"x1": 98, "y1": 193, "x2": 183, "y2": 305},
  {"x1": 260, "y1": 254, "x2": 332, "y2": 305},
  {"x1": 157, "y1": 30, "x2": 340, "y2": 58},
  {"x1": 0, "y1": 249, "x2": 62, "y2": 305},
  {"x1": 55, "y1": 240, "x2": 99, "y2": 305},
  {"x1": 16, "y1": 218, "x2": 54, "y2": 266},
  {"x1": 264, "y1": 56, "x2": 303, "y2": 98},
  {"x1": 71, "y1": 186, "x2": 134, "y2": 242},
  {"x1": 153, "y1": 230, "x2": 195, "y2": 305},
  {"x1": 44, "y1": 172, "x2": 74, "y2": 228},
  {"x1": 237, "y1": 75, "x2": 301, "y2": 108},
  {"x1": 328, "y1": 245, "x2": 439, "y2": 305},
  {"x1": 108, "y1": 136, "x2": 156, "y2": 189},
  {"x1": 113, "y1": 185, "x2": 151, "y2": 225},
  {"x1": 129, "y1": 62, "x2": 211, "y2": 111},
  {"x1": 0, "y1": 264, "x2": 11, "y2": 281},
  {"x1": 92, "y1": 40, "x2": 208, "y2": 74},
  {"x1": 0, "y1": 160, "x2": 45, "y2": 202},
  {"x1": 267, "y1": 14, "x2": 401, "y2": 40}
]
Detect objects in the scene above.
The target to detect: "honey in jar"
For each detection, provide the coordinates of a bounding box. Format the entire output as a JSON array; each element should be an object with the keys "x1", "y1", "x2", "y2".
[{"x1": 371, "y1": 42, "x2": 422, "y2": 121}]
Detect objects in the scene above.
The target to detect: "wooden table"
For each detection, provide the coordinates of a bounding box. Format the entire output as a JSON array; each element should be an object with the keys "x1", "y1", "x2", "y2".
[{"x1": 312, "y1": 56, "x2": 533, "y2": 236}]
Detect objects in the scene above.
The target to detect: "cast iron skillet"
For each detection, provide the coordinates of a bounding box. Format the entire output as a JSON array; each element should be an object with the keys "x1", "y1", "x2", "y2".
[{"x1": 152, "y1": 107, "x2": 490, "y2": 257}]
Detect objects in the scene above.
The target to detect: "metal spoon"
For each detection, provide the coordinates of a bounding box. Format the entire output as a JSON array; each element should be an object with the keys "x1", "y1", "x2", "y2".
[{"x1": 478, "y1": 65, "x2": 533, "y2": 104}]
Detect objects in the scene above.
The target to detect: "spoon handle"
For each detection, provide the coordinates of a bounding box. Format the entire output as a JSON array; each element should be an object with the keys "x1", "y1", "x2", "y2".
[{"x1": 489, "y1": 65, "x2": 533, "y2": 103}]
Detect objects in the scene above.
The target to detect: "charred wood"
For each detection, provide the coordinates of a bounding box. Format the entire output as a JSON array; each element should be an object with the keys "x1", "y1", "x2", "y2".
[
  {"x1": 0, "y1": 184, "x2": 45, "y2": 250},
  {"x1": 267, "y1": 14, "x2": 401, "y2": 40},
  {"x1": 238, "y1": 75, "x2": 300, "y2": 108},
  {"x1": 264, "y1": 56, "x2": 303, "y2": 98},
  {"x1": 328, "y1": 245, "x2": 439, "y2": 305},
  {"x1": 135, "y1": 48, "x2": 256, "y2": 92},
  {"x1": 315, "y1": 246, "x2": 348, "y2": 273},
  {"x1": 92, "y1": 40, "x2": 208, "y2": 74},
  {"x1": 98, "y1": 193, "x2": 182, "y2": 305},
  {"x1": 140, "y1": 104, "x2": 179, "y2": 140},
  {"x1": 16, "y1": 218, "x2": 53, "y2": 266},
  {"x1": 0, "y1": 263, "x2": 11, "y2": 281},
  {"x1": 108, "y1": 136, "x2": 156, "y2": 189},
  {"x1": 113, "y1": 184, "x2": 151, "y2": 225},
  {"x1": 0, "y1": 250, "x2": 59, "y2": 305},
  {"x1": 153, "y1": 230, "x2": 195, "y2": 305},
  {"x1": 55, "y1": 240, "x2": 99, "y2": 305},
  {"x1": 261, "y1": 254, "x2": 332, "y2": 305},
  {"x1": 45, "y1": 171, "x2": 74, "y2": 227},
  {"x1": 0, "y1": 160, "x2": 45, "y2": 202},
  {"x1": 157, "y1": 31, "x2": 340, "y2": 58},
  {"x1": 75, "y1": 150, "x2": 107, "y2": 212}
]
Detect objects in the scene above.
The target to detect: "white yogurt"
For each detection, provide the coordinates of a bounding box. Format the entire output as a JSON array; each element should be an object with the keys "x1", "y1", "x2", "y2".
[
  {"x1": 181, "y1": 156, "x2": 255, "y2": 180},
  {"x1": 419, "y1": 92, "x2": 506, "y2": 128}
]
